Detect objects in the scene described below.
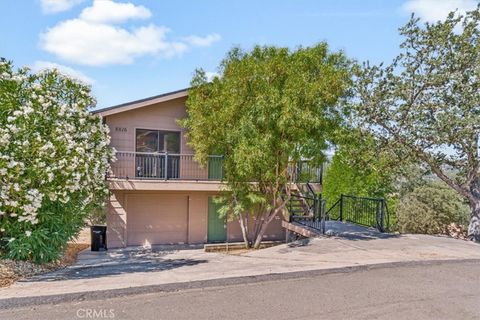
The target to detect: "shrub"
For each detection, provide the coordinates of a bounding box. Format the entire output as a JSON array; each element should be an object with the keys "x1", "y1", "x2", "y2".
[
  {"x1": 396, "y1": 182, "x2": 469, "y2": 235},
  {"x1": 0, "y1": 59, "x2": 113, "y2": 263}
]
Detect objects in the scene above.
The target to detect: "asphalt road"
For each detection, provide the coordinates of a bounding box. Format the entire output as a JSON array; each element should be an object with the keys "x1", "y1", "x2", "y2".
[{"x1": 1, "y1": 260, "x2": 479, "y2": 320}]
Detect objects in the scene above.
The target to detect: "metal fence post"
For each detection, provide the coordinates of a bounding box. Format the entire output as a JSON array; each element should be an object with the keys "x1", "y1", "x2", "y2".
[
  {"x1": 221, "y1": 155, "x2": 225, "y2": 180},
  {"x1": 339, "y1": 194, "x2": 344, "y2": 221},
  {"x1": 321, "y1": 199, "x2": 326, "y2": 234},
  {"x1": 164, "y1": 152, "x2": 168, "y2": 181},
  {"x1": 380, "y1": 199, "x2": 386, "y2": 232},
  {"x1": 375, "y1": 200, "x2": 384, "y2": 232}
]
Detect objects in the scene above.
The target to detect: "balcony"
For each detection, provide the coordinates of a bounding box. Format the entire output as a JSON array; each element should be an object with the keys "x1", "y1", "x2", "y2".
[
  {"x1": 109, "y1": 151, "x2": 224, "y2": 181},
  {"x1": 109, "y1": 151, "x2": 323, "y2": 185}
]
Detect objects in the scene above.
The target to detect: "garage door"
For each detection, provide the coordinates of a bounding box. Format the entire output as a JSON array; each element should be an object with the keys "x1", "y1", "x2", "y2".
[{"x1": 126, "y1": 193, "x2": 188, "y2": 246}]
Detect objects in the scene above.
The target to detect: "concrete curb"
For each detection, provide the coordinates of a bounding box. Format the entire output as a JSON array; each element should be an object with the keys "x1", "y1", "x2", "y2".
[{"x1": 1, "y1": 258, "x2": 480, "y2": 310}]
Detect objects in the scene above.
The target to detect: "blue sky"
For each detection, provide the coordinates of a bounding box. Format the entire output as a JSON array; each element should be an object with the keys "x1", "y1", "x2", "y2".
[{"x1": 0, "y1": 0, "x2": 477, "y2": 109}]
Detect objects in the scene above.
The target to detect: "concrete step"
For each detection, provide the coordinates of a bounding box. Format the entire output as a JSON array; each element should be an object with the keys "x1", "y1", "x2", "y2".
[{"x1": 282, "y1": 221, "x2": 322, "y2": 238}]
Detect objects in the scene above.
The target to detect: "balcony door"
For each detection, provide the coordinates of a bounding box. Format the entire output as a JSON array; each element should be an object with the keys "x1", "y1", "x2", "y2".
[{"x1": 135, "y1": 129, "x2": 180, "y2": 179}]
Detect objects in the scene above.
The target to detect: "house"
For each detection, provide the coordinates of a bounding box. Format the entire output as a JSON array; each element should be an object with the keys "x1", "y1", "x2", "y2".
[{"x1": 94, "y1": 89, "x2": 322, "y2": 248}]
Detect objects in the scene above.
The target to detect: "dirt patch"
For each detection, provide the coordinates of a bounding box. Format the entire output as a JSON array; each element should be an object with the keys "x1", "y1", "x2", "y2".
[
  {"x1": 0, "y1": 243, "x2": 89, "y2": 288},
  {"x1": 75, "y1": 227, "x2": 91, "y2": 244}
]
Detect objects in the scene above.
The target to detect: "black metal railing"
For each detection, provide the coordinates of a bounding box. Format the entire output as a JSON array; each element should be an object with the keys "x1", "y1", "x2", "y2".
[
  {"x1": 288, "y1": 161, "x2": 323, "y2": 183},
  {"x1": 289, "y1": 192, "x2": 327, "y2": 234},
  {"x1": 109, "y1": 151, "x2": 224, "y2": 181},
  {"x1": 325, "y1": 194, "x2": 389, "y2": 232},
  {"x1": 110, "y1": 151, "x2": 322, "y2": 183}
]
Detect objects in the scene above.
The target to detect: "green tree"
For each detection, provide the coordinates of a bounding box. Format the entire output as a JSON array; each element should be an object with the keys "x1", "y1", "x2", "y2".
[
  {"x1": 323, "y1": 144, "x2": 395, "y2": 208},
  {"x1": 355, "y1": 8, "x2": 480, "y2": 241},
  {"x1": 0, "y1": 59, "x2": 113, "y2": 263},
  {"x1": 182, "y1": 44, "x2": 352, "y2": 248},
  {"x1": 397, "y1": 182, "x2": 470, "y2": 235}
]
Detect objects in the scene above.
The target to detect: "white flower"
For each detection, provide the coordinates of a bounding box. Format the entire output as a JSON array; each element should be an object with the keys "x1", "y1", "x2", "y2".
[
  {"x1": 7, "y1": 160, "x2": 17, "y2": 168},
  {"x1": 25, "y1": 231, "x2": 32, "y2": 237},
  {"x1": 0, "y1": 63, "x2": 111, "y2": 232}
]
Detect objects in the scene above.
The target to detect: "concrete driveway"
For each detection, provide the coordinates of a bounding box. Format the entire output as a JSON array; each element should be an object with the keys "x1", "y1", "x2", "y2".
[
  {"x1": 31, "y1": 245, "x2": 208, "y2": 281},
  {"x1": 0, "y1": 228, "x2": 479, "y2": 303}
]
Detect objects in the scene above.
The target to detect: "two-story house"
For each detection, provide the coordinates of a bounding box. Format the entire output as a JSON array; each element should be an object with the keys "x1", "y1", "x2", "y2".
[{"x1": 95, "y1": 89, "x2": 296, "y2": 248}]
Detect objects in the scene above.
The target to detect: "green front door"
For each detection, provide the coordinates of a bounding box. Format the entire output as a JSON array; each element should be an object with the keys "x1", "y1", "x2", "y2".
[{"x1": 208, "y1": 197, "x2": 227, "y2": 242}]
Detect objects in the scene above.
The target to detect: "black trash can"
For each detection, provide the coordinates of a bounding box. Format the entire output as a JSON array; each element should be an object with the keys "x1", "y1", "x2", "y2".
[{"x1": 90, "y1": 225, "x2": 107, "y2": 251}]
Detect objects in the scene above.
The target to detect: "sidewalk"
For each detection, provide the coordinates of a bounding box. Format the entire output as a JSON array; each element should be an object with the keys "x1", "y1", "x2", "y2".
[{"x1": 1, "y1": 233, "x2": 479, "y2": 300}]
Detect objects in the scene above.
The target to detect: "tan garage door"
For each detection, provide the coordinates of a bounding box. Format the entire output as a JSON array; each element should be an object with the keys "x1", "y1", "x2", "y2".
[{"x1": 126, "y1": 193, "x2": 188, "y2": 246}]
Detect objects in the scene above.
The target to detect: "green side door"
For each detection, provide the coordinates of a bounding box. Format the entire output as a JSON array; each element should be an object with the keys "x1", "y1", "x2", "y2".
[{"x1": 208, "y1": 197, "x2": 227, "y2": 242}]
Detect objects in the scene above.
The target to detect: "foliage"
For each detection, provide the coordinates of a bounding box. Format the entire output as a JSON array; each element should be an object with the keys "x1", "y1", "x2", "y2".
[
  {"x1": 88, "y1": 207, "x2": 107, "y2": 225},
  {"x1": 396, "y1": 182, "x2": 470, "y2": 235},
  {"x1": 182, "y1": 43, "x2": 352, "y2": 248},
  {"x1": 323, "y1": 129, "x2": 404, "y2": 209},
  {"x1": 323, "y1": 149, "x2": 392, "y2": 207},
  {"x1": 354, "y1": 7, "x2": 480, "y2": 240},
  {"x1": 0, "y1": 59, "x2": 113, "y2": 263}
]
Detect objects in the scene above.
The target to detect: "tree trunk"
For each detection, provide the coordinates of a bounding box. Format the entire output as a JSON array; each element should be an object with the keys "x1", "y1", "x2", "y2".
[
  {"x1": 253, "y1": 208, "x2": 281, "y2": 249},
  {"x1": 468, "y1": 178, "x2": 480, "y2": 242},
  {"x1": 253, "y1": 218, "x2": 270, "y2": 249},
  {"x1": 238, "y1": 212, "x2": 250, "y2": 249},
  {"x1": 252, "y1": 193, "x2": 290, "y2": 249}
]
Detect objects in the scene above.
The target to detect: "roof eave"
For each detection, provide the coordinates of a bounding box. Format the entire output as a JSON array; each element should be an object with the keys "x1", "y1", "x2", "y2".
[{"x1": 92, "y1": 88, "x2": 189, "y2": 117}]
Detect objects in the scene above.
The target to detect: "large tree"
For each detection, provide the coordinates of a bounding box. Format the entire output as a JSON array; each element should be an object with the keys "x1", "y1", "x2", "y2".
[
  {"x1": 355, "y1": 8, "x2": 480, "y2": 240},
  {"x1": 182, "y1": 44, "x2": 352, "y2": 248}
]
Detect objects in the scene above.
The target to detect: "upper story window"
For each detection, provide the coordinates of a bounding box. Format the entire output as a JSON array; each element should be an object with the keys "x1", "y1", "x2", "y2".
[{"x1": 136, "y1": 129, "x2": 180, "y2": 153}]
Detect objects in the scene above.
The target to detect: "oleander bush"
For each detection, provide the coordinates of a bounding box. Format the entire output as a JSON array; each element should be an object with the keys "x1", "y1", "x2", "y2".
[{"x1": 0, "y1": 59, "x2": 113, "y2": 263}]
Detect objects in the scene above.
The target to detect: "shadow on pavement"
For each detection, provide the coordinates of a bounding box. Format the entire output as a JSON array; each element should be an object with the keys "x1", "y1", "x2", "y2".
[{"x1": 23, "y1": 248, "x2": 208, "y2": 282}]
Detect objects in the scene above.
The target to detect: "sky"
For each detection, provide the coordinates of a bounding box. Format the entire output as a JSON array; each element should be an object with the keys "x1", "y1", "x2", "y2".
[{"x1": 0, "y1": 0, "x2": 478, "y2": 109}]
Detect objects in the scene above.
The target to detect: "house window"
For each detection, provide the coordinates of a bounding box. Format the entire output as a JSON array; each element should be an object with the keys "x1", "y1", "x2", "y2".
[{"x1": 136, "y1": 129, "x2": 181, "y2": 153}]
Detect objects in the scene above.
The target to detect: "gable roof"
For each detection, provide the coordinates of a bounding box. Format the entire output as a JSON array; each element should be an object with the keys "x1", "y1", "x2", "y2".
[{"x1": 93, "y1": 88, "x2": 189, "y2": 117}]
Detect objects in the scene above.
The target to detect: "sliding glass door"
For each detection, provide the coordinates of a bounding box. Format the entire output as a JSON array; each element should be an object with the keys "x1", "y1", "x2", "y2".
[{"x1": 135, "y1": 129, "x2": 181, "y2": 179}]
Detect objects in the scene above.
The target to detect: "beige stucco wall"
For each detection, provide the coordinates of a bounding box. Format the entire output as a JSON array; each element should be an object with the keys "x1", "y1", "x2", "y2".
[
  {"x1": 105, "y1": 96, "x2": 192, "y2": 154},
  {"x1": 106, "y1": 191, "x2": 127, "y2": 248},
  {"x1": 227, "y1": 212, "x2": 286, "y2": 242},
  {"x1": 187, "y1": 193, "x2": 209, "y2": 243},
  {"x1": 106, "y1": 190, "x2": 285, "y2": 248}
]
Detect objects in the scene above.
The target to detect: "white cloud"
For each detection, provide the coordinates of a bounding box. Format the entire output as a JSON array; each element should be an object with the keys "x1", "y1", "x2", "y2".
[
  {"x1": 41, "y1": 19, "x2": 187, "y2": 65},
  {"x1": 31, "y1": 60, "x2": 94, "y2": 84},
  {"x1": 40, "y1": 0, "x2": 85, "y2": 14},
  {"x1": 40, "y1": 0, "x2": 220, "y2": 66},
  {"x1": 184, "y1": 33, "x2": 221, "y2": 47},
  {"x1": 402, "y1": 0, "x2": 478, "y2": 22},
  {"x1": 80, "y1": 0, "x2": 151, "y2": 24}
]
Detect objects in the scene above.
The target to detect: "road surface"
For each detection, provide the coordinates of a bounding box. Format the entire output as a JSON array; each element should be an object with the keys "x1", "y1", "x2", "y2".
[{"x1": 1, "y1": 260, "x2": 479, "y2": 320}]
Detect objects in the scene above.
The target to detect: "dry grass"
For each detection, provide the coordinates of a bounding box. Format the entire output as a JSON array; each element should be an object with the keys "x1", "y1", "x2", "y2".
[
  {"x1": 0, "y1": 242, "x2": 89, "y2": 288},
  {"x1": 60, "y1": 243, "x2": 89, "y2": 265}
]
